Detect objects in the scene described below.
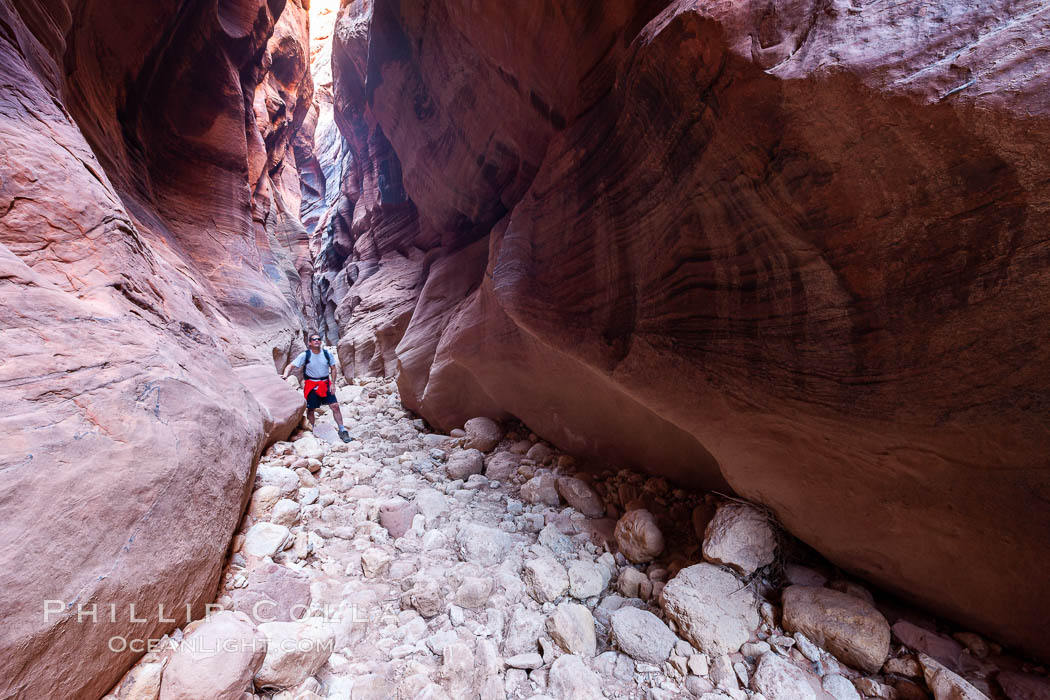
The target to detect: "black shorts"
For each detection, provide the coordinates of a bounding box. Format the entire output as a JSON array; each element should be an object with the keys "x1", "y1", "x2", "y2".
[{"x1": 305, "y1": 379, "x2": 337, "y2": 409}]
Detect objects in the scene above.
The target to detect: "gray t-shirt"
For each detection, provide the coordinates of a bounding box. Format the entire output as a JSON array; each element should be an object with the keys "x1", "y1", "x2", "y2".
[{"x1": 293, "y1": 349, "x2": 333, "y2": 380}]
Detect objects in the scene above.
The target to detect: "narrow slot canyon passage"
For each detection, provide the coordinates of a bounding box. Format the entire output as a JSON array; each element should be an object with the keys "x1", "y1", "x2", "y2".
[{"x1": 0, "y1": 0, "x2": 1048, "y2": 699}]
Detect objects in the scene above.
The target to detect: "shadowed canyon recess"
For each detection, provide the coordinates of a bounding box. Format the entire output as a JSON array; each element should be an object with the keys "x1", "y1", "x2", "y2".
[{"x1": 0, "y1": 0, "x2": 1048, "y2": 698}]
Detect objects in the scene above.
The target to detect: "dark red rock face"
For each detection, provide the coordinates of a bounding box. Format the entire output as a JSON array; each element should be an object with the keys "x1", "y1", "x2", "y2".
[
  {"x1": 319, "y1": 0, "x2": 1050, "y2": 660},
  {"x1": 0, "y1": 0, "x2": 311, "y2": 696}
]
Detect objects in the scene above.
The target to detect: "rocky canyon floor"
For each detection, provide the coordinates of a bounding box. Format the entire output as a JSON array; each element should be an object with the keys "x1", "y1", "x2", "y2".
[{"x1": 104, "y1": 374, "x2": 1048, "y2": 700}]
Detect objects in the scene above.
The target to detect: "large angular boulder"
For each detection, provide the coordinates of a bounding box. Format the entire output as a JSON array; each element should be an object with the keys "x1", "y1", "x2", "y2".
[
  {"x1": 546, "y1": 602, "x2": 597, "y2": 657},
  {"x1": 609, "y1": 607, "x2": 676, "y2": 664},
  {"x1": 445, "y1": 449, "x2": 484, "y2": 480},
  {"x1": 230, "y1": 563, "x2": 311, "y2": 624},
  {"x1": 523, "y1": 557, "x2": 569, "y2": 603},
  {"x1": 415, "y1": 489, "x2": 450, "y2": 526},
  {"x1": 484, "y1": 452, "x2": 521, "y2": 480},
  {"x1": 291, "y1": 434, "x2": 325, "y2": 461},
  {"x1": 236, "y1": 366, "x2": 307, "y2": 449},
  {"x1": 995, "y1": 670, "x2": 1050, "y2": 700},
  {"x1": 919, "y1": 654, "x2": 989, "y2": 700},
  {"x1": 378, "y1": 497, "x2": 418, "y2": 539},
  {"x1": 270, "y1": 499, "x2": 301, "y2": 528},
  {"x1": 402, "y1": 580, "x2": 445, "y2": 619},
  {"x1": 256, "y1": 466, "x2": 301, "y2": 498},
  {"x1": 822, "y1": 674, "x2": 862, "y2": 700},
  {"x1": 660, "y1": 563, "x2": 759, "y2": 655},
  {"x1": 702, "y1": 503, "x2": 777, "y2": 575},
  {"x1": 159, "y1": 611, "x2": 266, "y2": 700},
  {"x1": 782, "y1": 586, "x2": 890, "y2": 673},
  {"x1": 547, "y1": 655, "x2": 604, "y2": 700},
  {"x1": 242, "y1": 523, "x2": 293, "y2": 559},
  {"x1": 456, "y1": 523, "x2": 512, "y2": 565},
  {"x1": 502, "y1": 607, "x2": 546, "y2": 655},
  {"x1": 463, "y1": 417, "x2": 503, "y2": 452},
  {"x1": 891, "y1": 621, "x2": 965, "y2": 669},
  {"x1": 750, "y1": 652, "x2": 816, "y2": 700},
  {"x1": 568, "y1": 561, "x2": 609, "y2": 600},
  {"x1": 556, "y1": 477, "x2": 606, "y2": 518},
  {"x1": 108, "y1": 660, "x2": 166, "y2": 700},
  {"x1": 254, "y1": 622, "x2": 336, "y2": 690},
  {"x1": 614, "y1": 509, "x2": 664, "y2": 563},
  {"x1": 521, "y1": 473, "x2": 562, "y2": 506}
]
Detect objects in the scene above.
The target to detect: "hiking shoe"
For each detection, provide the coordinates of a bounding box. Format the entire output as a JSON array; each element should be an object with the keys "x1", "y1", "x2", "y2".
[{"x1": 338, "y1": 427, "x2": 353, "y2": 443}]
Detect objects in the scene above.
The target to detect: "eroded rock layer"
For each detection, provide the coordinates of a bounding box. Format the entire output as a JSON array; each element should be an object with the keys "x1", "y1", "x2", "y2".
[
  {"x1": 316, "y1": 0, "x2": 1050, "y2": 660},
  {"x1": 0, "y1": 0, "x2": 313, "y2": 696}
]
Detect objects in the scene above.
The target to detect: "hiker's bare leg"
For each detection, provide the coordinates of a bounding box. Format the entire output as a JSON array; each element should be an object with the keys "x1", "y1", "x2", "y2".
[
  {"x1": 331, "y1": 403, "x2": 345, "y2": 426},
  {"x1": 306, "y1": 408, "x2": 316, "y2": 425}
]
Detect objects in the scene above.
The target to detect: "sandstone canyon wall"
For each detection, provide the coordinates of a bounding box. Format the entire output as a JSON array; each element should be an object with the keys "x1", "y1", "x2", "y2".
[
  {"x1": 0, "y1": 0, "x2": 314, "y2": 696},
  {"x1": 315, "y1": 0, "x2": 1050, "y2": 661}
]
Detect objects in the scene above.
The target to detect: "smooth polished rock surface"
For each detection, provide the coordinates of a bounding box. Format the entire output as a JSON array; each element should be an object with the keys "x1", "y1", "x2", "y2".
[
  {"x1": 0, "y1": 0, "x2": 314, "y2": 696},
  {"x1": 316, "y1": 0, "x2": 1050, "y2": 661}
]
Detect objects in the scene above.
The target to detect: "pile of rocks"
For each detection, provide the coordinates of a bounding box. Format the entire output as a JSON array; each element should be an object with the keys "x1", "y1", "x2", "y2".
[{"x1": 104, "y1": 377, "x2": 1047, "y2": 700}]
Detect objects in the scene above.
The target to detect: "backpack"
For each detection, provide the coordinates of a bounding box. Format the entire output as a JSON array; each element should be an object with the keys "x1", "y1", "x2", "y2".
[{"x1": 299, "y1": 349, "x2": 334, "y2": 379}]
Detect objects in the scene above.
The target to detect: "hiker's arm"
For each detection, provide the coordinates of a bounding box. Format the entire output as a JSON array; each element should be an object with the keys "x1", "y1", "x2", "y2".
[
  {"x1": 329, "y1": 363, "x2": 337, "y2": 385},
  {"x1": 281, "y1": 354, "x2": 302, "y2": 379}
]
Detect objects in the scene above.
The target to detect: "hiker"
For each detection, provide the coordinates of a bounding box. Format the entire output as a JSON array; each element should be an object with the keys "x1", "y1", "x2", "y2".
[{"x1": 282, "y1": 333, "x2": 352, "y2": 443}]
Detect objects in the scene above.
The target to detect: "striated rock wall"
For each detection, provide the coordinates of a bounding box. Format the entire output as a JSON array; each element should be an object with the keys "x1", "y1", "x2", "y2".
[
  {"x1": 0, "y1": 0, "x2": 313, "y2": 696},
  {"x1": 299, "y1": 0, "x2": 429, "y2": 352},
  {"x1": 319, "y1": 0, "x2": 1050, "y2": 660}
]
